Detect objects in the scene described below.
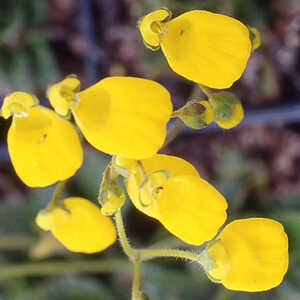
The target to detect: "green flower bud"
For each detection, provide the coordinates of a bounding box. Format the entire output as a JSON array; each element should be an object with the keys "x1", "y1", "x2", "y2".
[
  {"x1": 209, "y1": 92, "x2": 244, "y2": 129},
  {"x1": 173, "y1": 100, "x2": 215, "y2": 129}
]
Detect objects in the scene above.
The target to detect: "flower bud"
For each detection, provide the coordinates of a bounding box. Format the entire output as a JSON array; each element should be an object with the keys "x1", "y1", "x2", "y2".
[
  {"x1": 174, "y1": 100, "x2": 215, "y2": 129},
  {"x1": 209, "y1": 92, "x2": 244, "y2": 129},
  {"x1": 249, "y1": 27, "x2": 261, "y2": 50}
]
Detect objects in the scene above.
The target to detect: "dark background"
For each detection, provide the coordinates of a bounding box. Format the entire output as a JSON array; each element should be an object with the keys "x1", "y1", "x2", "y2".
[{"x1": 0, "y1": 0, "x2": 300, "y2": 299}]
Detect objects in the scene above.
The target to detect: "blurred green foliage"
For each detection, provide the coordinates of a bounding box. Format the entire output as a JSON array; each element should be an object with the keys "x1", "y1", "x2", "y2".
[{"x1": 0, "y1": 0, "x2": 59, "y2": 92}]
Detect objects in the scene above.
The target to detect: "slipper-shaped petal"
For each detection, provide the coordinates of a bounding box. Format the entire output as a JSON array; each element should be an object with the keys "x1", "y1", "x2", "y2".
[
  {"x1": 126, "y1": 154, "x2": 199, "y2": 219},
  {"x1": 74, "y1": 77, "x2": 172, "y2": 159},
  {"x1": 8, "y1": 106, "x2": 83, "y2": 187},
  {"x1": 206, "y1": 218, "x2": 289, "y2": 291},
  {"x1": 36, "y1": 197, "x2": 117, "y2": 254},
  {"x1": 159, "y1": 10, "x2": 251, "y2": 89},
  {"x1": 126, "y1": 154, "x2": 227, "y2": 245},
  {"x1": 157, "y1": 174, "x2": 227, "y2": 245}
]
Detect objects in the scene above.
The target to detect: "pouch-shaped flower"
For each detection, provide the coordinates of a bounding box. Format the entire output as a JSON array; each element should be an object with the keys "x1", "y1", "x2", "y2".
[
  {"x1": 125, "y1": 154, "x2": 228, "y2": 245},
  {"x1": 203, "y1": 218, "x2": 289, "y2": 291},
  {"x1": 36, "y1": 197, "x2": 117, "y2": 254},
  {"x1": 48, "y1": 76, "x2": 173, "y2": 160},
  {"x1": 139, "y1": 10, "x2": 252, "y2": 89},
  {"x1": 1, "y1": 92, "x2": 83, "y2": 187}
]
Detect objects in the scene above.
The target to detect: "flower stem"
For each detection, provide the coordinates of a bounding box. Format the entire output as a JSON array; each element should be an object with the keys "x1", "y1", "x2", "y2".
[
  {"x1": 115, "y1": 210, "x2": 138, "y2": 260},
  {"x1": 49, "y1": 180, "x2": 67, "y2": 208},
  {"x1": 0, "y1": 259, "x2": 130, "y2": 279},
  {"x1": 198, "y1": 84, "x2": 213, "y2": 98},
  {"x1": 139, "y1": 248, "x2": 199, "y2": 262},
  {"x1": 0, "y1": 235, "x2": 36, "y2": 250},
  {"x1": 164, "y1": 118, "x2": 184, "y2": 146},
  {"x1": 132, "y1": 256, "x2": 142, "y2": 300}
]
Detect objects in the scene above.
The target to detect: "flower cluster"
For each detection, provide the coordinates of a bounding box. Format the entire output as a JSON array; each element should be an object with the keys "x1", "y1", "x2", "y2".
[{"x1": 0, "y1": 7, "x2": 287, "y2": 296}]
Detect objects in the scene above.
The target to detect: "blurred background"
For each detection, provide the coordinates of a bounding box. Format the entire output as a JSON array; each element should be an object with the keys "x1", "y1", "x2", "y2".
[{"x1": 0, "y1": 0, "x2": 300, "y2": 299}]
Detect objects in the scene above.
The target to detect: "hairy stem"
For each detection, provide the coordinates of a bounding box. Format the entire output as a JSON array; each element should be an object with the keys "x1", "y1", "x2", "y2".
[
  {"x1": 115, "y1": 210, "x2": 138, "y2": 260},
  {"x1": 49, "y1": 180, "x2": 67, "y2": 208},
  {"x1": 140, "y1": 248, "x2": 199, "y2": 262},
  {"x1": 164, "y1": 118, "x2": 184, "y2": 146},
  {"x1": 132, "y1": 257, "x2": 142, "y2": 300},
  {"x1": 198, "y1": 84, "x2": 213, "y2": 98}
]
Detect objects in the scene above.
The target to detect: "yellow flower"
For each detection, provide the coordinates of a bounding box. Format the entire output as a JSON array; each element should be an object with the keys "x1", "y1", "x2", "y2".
[
  {"x1": 139, "y1": 10, "x2": 252, "y2": 89},
  {"x1": 1, "y1": 92, "x2": 83, "y2": 187},
  {"x1": 36, "y1": 197, "x2": 117, "y2": 254},
  {"x1": 125, "y1": 154, "x2": 228, "y2": 245},
  {"x1": 48, "y1": 76, "x2": 173, "y2": 159},
  {"x1": 201, "y1": 218, "x2": 289, "y2": 291}
]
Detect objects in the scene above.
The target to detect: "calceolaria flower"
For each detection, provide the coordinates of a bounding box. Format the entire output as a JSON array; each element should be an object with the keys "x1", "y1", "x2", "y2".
[
  {"x1": 139, "y1": 9, "x2": 252, "y2": 89},
  {"x1": 0, "y1": 92, "x2": 83, "y2": 187},
  {"x1": 48, "y1": 76, "x2": 173, "y2": 160},
  {"x1": 36, "y1": 197, "x2": 117, "y2": 253},
  {"x1": 200, "y1": 218, "x2": 289, "y2": 291},
  {"x1": 122, "y1": 154, "x2": 228, "y2": 245}
]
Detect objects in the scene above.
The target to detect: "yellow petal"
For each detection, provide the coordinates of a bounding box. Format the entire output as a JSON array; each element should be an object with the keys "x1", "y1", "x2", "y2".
[
  {"x1": 101, "y1": 190, "x2": 126, "y2": 216},
  {"x1": 75, "y1": 76, "x2": 172, "y2": 159},
  {"x1": 126, "y1": 154, "x2": 200, "y2": 219},
  {"x1": 157, "y1": 174, "x2": 227, "y2": 245},
  {"x1": 115, "y1": 156, "x2": 138, "y2": 170},
  {"x1": 47, "y1": 75, "x2": 80, "y2": 117},
  {"x1": 36, "y1": 207, "x2": 70, "y2": 231},
  {"x1": 1, "y1": 92, "x2": 38, "y2": 119},
  {"x1": 138, "y1": 8, "x2": 171, "y2": 49},
  {"x1": 207, "y1": 218, "x2": 289, "y2": 291},
  {"x1": 51, "y1": 197, "x2": 117, "y2": 253},
  {"x1": 160, "y1": 10, "x2": 252, "y2": 89},
  {"x1": 8, "y1": 106, "x2": 83, "y2": 187},
  {"x1": 199, "y1": 100, "x2": 215, "y2": 125},
  {"x1": 216, "y1": 103, "x2": 244, "y2": 129}
]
